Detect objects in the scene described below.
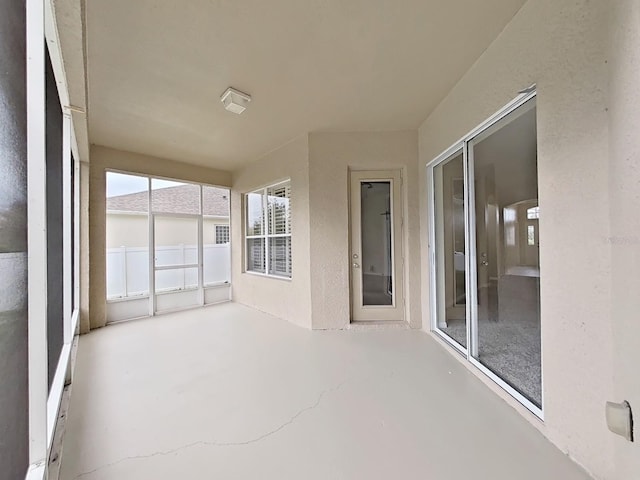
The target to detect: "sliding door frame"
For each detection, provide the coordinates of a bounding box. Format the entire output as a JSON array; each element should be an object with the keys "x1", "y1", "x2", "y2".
[{"x1": 426, "y1": 88, "x2": 542, "y2": 418}]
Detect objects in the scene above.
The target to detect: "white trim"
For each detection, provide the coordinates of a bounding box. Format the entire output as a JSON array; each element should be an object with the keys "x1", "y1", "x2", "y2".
[
  {"x1": 425, "y1": 87, "x2": 537, "y2": 169},
  {"x1": 24, "y1": 465, "x2": 46, "y2": 480},
  {"x1": 465, "y1": 139, "x2": 479, "y2": 358},
  {"x1": 243, "y1": 270, "x2": 293, "y2": 282},
  {"x1": 46, "y1": 343, "x2": 71, "y2": 448},
  {"x1": 27, "y1": 0, "x2": 49, "y2": 474},
  {"x1": 44, "y1": 0, "x2": 70, "y2": 109},
  {"x1": 149, "y1": 212, "x2": 201, "y2": 219},
  {"x1": 432, "y1": 328, "x2": 467, "y2": 357},
  {"x1": 73, "y1": 149, "x2": 80, "y2": 329},
  {"x1": 63, "y1": 114, "x2": 73, "y2": 346},
  {"x1": 148, "y1": 179, "x2": 155, "y2": 316},
  {"x1": 154, "y1": 264, "x2": 200, "y2": 271},
  {"x1": 469, "y1": 357, "x2": 543, "y2": 419}
]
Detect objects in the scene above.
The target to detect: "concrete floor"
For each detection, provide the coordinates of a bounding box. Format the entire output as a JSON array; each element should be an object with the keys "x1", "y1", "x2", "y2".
[{"x1": 59, "y1": 303, "x2": 591, "y2": 480}]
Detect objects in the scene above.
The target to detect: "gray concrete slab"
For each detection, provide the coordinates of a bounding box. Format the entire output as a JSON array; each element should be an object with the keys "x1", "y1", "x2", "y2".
[{"x1": 59, "y1": 303, "x2": 591, "y2": 480}]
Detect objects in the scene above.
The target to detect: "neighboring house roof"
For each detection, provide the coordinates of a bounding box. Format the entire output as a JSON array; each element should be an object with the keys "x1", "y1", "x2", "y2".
[{"x1": 107, "y1": 185, "x2": 229, "y2": 216}]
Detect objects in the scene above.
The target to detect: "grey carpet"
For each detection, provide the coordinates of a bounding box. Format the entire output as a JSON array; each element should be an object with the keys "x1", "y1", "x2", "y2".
[{"x1": 443, "y1": 318, "x2": 541, "y2": 408}]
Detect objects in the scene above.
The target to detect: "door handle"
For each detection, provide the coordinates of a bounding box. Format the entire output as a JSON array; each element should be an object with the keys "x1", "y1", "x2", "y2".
[{"x1": 353, "y1": 263, "x2": 360, "y2": 268}]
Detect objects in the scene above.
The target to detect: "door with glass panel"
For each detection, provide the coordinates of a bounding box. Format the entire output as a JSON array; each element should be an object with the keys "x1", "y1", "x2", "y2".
[
  {"x1": 350, "y1": 170, "x2": 404, "y2": 322},
  {"x1": 151, "y1": 179, "x2": 202, "y2": 313},
  {"x1": 431, "y1": 149, "x2": 468, "y2": 348},
  {"x1": 429, "y1": 94, "x2": 542, "y2": 413}
]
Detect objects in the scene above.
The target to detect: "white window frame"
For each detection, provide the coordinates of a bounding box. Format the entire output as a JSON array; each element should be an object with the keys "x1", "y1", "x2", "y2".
[
  {"x1": 244, "y1": 180, "x2": 292, "y2": 279},
  {"x1": 26, "y1": 1, "x2": 82, "y2": 477}
]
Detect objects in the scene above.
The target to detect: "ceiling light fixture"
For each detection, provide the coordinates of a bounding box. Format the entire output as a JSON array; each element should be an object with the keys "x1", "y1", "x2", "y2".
[{"x1": 220, "y1": 87, "x2": 251, "y2": 114}]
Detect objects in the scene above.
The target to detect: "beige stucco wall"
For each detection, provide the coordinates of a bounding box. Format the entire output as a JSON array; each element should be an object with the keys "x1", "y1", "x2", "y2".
[
  {"x1": 89, "y1": 145, "x2": 231, "y2": 329},
  {"x1": 230, "y1": 135, "x2": 313, "y2": 329},
  {"x1": 608, "y1": 0, "x2": 640, "y2": 477},
  {"x1": 417, "y1": 1, "x2": 628, "y2": 478},
  {"x1": 308, "y1": 131, "x2": 421, "y2": 329},
  {"x1": 105, "y1": 214, "x2": 228, "y2": 248}
]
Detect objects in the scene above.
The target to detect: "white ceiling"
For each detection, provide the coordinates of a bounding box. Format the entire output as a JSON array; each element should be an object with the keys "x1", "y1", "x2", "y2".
[{"x1": 87, "y1": 0, "x2": 526, "y2": 170}]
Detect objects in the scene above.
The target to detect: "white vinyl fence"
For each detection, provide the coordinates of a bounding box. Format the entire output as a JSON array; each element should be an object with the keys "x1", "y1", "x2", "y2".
[{"x1": 106, "y1": 244, "x2": 230, "y2": 300}]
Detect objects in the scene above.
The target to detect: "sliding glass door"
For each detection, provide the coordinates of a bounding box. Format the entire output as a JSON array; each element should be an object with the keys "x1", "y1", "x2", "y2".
[
  {"x1": 429, "y1": 92, "x2": 542, "y2": 413},
  {"x1": 432, "y1": 150, "x2": 467, "y2": 348}
]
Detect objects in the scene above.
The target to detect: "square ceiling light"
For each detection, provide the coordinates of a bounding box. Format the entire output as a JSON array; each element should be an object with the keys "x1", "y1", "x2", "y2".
[{"x1": 220, "y1": 87, "x2": 251, "y2": 114}]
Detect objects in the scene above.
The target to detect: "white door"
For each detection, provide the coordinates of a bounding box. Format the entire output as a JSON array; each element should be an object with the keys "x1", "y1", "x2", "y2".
[
  {"x1": 152, "y1": 213, "x2": 203, "y2": 313},
  {"x1": 350, "y1": 170, "x2": 404, "y2": 322}
]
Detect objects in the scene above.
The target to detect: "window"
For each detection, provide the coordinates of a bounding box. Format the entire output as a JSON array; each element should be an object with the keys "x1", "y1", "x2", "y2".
[
  {"x1": 215, "y1": 225, "x2": 230, "y2": 244},
  {"x1": 106, "y1": 173, "x2": 231, "y2": 319},
  {"x1": 527, "y1": 206, "x2": 539, "y2": 219},
  {"x1": 527, "y1": 225, "x2": 536, "y2": 245},
  {"x1": 245, "y1": 180, "x2": 292, "y2": 278}
]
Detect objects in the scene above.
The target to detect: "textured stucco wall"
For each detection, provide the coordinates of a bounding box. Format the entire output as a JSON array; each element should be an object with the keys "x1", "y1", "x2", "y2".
[
  {"x1": 89, "y1": 145, "x2": 231, "y2": 330},
  {"x1": 230, "y1": 136, "x2": 312, "y2": 328},
  {"x1": 105, "y1": 214, "x2": 228, "y2": 249},
  {"x1": 608, "y1": 0, "x2": 640, "y2": 477},
  {"x1": 418, "y1": 1, "x2": 615, "y2": 478},
  {"x1": 308, "y1": 131, "x2": 420, "y2": 330}
]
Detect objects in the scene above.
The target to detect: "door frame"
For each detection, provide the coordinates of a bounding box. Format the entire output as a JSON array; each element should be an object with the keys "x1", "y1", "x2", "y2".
[
  {"x1": 151, "y1": 212, "x2": 204, "y2": 314},
  {"x1": 426, "y1": 88, "x2": 543, "y2": 418},
  {"x1": 349, "y1": 169, "x2": 405, "y2": 323}
]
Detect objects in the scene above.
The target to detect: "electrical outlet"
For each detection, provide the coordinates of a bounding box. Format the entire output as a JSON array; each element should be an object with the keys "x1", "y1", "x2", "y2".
[{"x1": 606, "y1": 400, "x2": 634, "y2": 442}]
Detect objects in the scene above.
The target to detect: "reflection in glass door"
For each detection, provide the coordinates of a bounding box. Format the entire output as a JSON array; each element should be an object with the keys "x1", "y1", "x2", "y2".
[
  {"x1": 429, "y1": 93, "x2": 541, "y2": 413},
  {"x1": 432, "y1": 150, "x2": 467, "y2": 348},
  {"x1": 469, "y1": 97, "x2": 541, "y2": 409}
]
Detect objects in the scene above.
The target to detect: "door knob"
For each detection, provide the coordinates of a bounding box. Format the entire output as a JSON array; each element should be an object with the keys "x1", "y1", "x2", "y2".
[
  {"x1": 481, "y1": 260, "x2": 489, "y2": 266},
  {"x1": 353, "y1": 263, "x2": 360, "y2": 268},
  {"x1": 353, "y1": 253, "x2": 359, "y2": 259}
]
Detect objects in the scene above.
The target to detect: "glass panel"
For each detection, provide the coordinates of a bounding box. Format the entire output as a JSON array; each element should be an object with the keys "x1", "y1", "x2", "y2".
[
  {"x1": 152, "y1": 179, "x2": 200, "y2": 214},
  {"x1": 246, "y1": 238, "x2": 265, "y2": 273},
  {"x1": 268, "y1": 237, "x2": 292, "y2": 278},
  {"x1": 471, "y1": 98, "x2": 541, "y2": 408},
  {"x1": 155, "y1": 267, "x2": 199, "y2": 294},
  {"x1": 433, "y1": 151, "x2": 467, "y2": 347},
  {"x1": 46, "y1": 46, "x2": 64, "y2": 388},
  {"x1": 203, "y1": 186, "x2": 231, "y2": 285},
  {"x1": 246, "y1": 192, "x2": 264, "y2": 236},
  {"x1": 106, "y1": 172, "x2": 149, "y2": 300},
  {"x1": 361, "y1": 181, "x2": 393, "y2": 306},
  {"x1": 154, "y1": 216, "x2": 198, "y2": 267},
  {"x1": 267, "y1": 183, "x2": 291, "y2": 235},
  {"x1": 202, "y1": 185, "x2": 229, "y2": 217}
]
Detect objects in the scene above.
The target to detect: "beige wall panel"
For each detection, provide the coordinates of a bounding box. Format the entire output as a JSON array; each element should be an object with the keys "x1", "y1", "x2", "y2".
[
  {"x1": 89, "y1": 145, "x2": 231, "y2": 329},
  {"x1": 608, "y1": 0, "x2": 640, "y2": 477},
  {"x1": 418, "y1": 1, "x2": 615, "y2": 478},
  {"x1": 308, "y1": 131, "x2": 420, "y2": 330},
  {"x1": 230, "y1": 136, "x2": 312, "y2": 329},
  {"x1": 105, "y1": 215, "x2": 228, "y2": 249},
  {"x1": 105, "y1": 214, "x2": 148, "y2": 248}
]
